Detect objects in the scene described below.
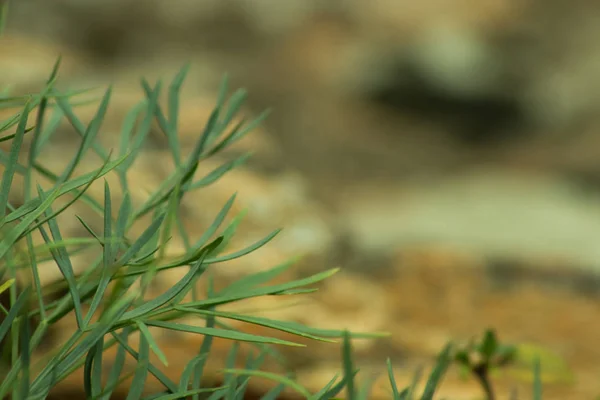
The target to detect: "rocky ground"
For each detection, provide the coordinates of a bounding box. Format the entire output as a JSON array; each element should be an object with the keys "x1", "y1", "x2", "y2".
[{"x1": 3, "y1": 1, "x2": 600, "y2": 398}]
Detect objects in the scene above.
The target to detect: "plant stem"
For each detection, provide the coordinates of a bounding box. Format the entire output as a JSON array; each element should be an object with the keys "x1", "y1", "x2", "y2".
[{"x1": 473, "y1": 364, "x2": 495, "y2": 400}]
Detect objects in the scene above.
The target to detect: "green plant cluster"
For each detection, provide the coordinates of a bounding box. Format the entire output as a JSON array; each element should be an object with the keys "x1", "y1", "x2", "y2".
[{"x1": 0, "y1": 14, "x2": 545, "y2": 400}]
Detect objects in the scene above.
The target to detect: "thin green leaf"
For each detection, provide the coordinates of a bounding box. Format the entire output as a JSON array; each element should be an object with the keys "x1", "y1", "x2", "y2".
[
  {"x1": 261, "y1": 384, "x2": 286, "y2": 400},
  {"x1": 21, "y1": 152, "x2": 112, "y2": 239},
  {"x1": 192, "y1": 277, "x2": 216, "y2": 400},
  {"x1": 189, "y1": 107, "x2": 220, "y2": 163},
  {"x1": 83, "y1": 338, "x2": 104, "y2": 398},
  {"x1": 119, "y1": 237, "x2": 222, "y2": 322},
  {"x1": 84, "y1": 181, "x2": 115, "y2": 327},
  {"x1": 407, "y1": 366, "x2": 423, "y2": 400},
  {"x1": 190, "y1": 193, "x2": 236, "y2": 250},
  {"x1": 386, "y1": 359, "x2": 401, "y2": 399},
  {"x1": 178, "y1": 354, "x2": 207, "y2": 393},
  {"x1": 166, "y1": 63, "x2": 190, "y2": 163},
  {"x1": 219, "y1": 89, "x2": 247, "y2": 130},
  {"x1": 116, "y1": 192, "x2": 132, "y2": 240},
  {"x1": 126, "y1": 331, "x2": 150, "y2": 400},
  {"x1": 100, "y1": 327, "x2": 133, "y2": 400},
  {"x1": 5, "y1": 153, "x2": 129, "y2": 224},
  {"x1": 212, "y1": 208, "x2": 247, "y2": 255},
  {"x1": 175, "y1": 307, "x2": 336, "y2": 343},
  {"x1": 119, "y1": 101, "x2": 146, "y2": 160},
  {"x1": 59, "y1": 87, "x2": 113, "y2": 182},
  {"x1": 36, "y1": 187, "x2": 84, "y2": 329},
  {"x1": 145, "y1": 320, "x2": 303, "y2": 347},
  {"x1": 221, "y1": 369, "x2": 311, "y2": 398},
  {"x1": 0, "y1": 100, "x2": 31, "y2": 219},
  {"x1": 115, "y1": 213, "x2": 166, "y2": 267},
  {"x1": 0, "y1": 278, "x2": 15, "y2": 295},
  {"x1": 223, "y1": 342, "x2": 240, "y2": 399},
  {"x1": 17, "y1": 314, "x2": 32, "y2": 400},
  {"x1": 137, "y1": 320, "x2": 169, "y2": 367},
  {"x1": 54, "y1": 88, "x2": 109, "y2": 160},
  {"x1": 357, "y1": 373, "x2": 379, "y2": 400},
  {"x1": 76, "y1": 215, "x2": 102, "y2": 243},
  {"x1": 188, "y1": 153, "x2": 251, "y2": 190},
  {"x1": 218, "y1": 256, "x2": 298, "y2": 295},
  {"x1": 533, "y1": 357, "x2": 542, "y2": 400},
  {"x1": 30, "y1": 290, "x2": 135, "y2": 395},
  {"x1": 183, "y1": 268, "x2": 339, "y2": 310},
  {"x1": 207, "y1": 109, "x2": 270, "y2": 158},
  {"x1": 313, "y1": 371, "x2": 359, "y2": 400},
  {"x1": 120, "y1": 79, "x2": 161, "y2": 172},
  {"x1": 111, "y1": 331, "x2": 179, "y2": 394},
  {"x1": 420, "y1": 343, "x2": 452, "y2": 400},
  {"x1": 342, "y1": 331, "x2": 357, "y2": 400},
  {"x1": 151, "y1": 387, "x2": 226, "y2": 400},
  {"x1": 204, "y1": 228, "x2": 281, "y2": 265},
  {"x1": 35, "y1": 105, "x2": 64, "y2": 156}
]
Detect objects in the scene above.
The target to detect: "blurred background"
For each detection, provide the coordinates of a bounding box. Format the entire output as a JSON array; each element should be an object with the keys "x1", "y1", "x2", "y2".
[{"x1": 3, "y1": 0, "x2": 600, "y2": 398}]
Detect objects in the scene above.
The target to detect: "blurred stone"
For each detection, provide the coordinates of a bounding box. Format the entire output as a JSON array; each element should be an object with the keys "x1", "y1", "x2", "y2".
[{"x1": 338, "y1": 168, "x2": 600, "y2": 268}]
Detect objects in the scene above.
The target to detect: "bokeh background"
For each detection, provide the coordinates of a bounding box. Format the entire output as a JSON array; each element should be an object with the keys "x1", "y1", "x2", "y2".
[{"x1": 3, "y1": 0, "x2": 600, "y2": 398}]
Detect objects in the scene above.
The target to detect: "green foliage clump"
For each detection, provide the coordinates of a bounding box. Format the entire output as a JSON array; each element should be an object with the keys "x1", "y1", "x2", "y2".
[{"x1": 0, "y1": 17, "x2": 545, "y2": 400}]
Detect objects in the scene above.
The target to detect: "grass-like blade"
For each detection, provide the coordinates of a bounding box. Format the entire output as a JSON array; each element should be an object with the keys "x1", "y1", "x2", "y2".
[
  {"x1": 190, "y1": 193, "x2": 236, "y2": 250},
  {"x1": 114, "y1": 213, "x2": 166, "y2": 267},
  {"x1": 0, "y1": 181, "x2": 63, "y2": 260},
  {"x1": 188, "y1": 154, "x2": 251, "y2": 190},
  {"x1": 174, "y1": 307, "x2": 336, "y2": 343},
  {"x1": 219, "y1": 89, "x2": 247, "y2": 131},
  {"x1": 223, "y1": 341, "x2": 240, "y2": 399},
  {"x1": 58, "y1": 87, "x2": 112, "y2": 182},
  {"x1": 21, "y1": 153, "x2": 111, "y2": 239},
  {"x1": 0, "y1": 100, "x2": 31, "y2": 219},
  {"x1": 84, "y1": 181, "x2": 117, "y2": 327},
  {"x1": 36, "y1": 187, "x2": 84, "y2": 329},
  {"x1": 119, "y1": 236, "x2": 221, "y2": 321},
  {"x1": 192, "y1": 277, "x2": 216, "y2": 400},
  {"x1": 261, "y1": 383, "x2": 286, "y2": 400},
  {"x1": 420, "y1": 343, "x2": 452, "y2": 400},
  {"x1": 204, "y1": 228, "x2": 281, "y2": 265},
  {"x1": 221, "y1": 369, "x2": 311, "y2": 398},
  {"x1": 30, "y1": 290, "x2": 136, "y2": 395},
  {"x1": 0, "y1": 278, "x2": 15, "y2": 296},
  {"x1": 83, "y1": 338, "x2": 104, "y2": 398},
  {"x1": 119, "y1": 101, "x2": 146, "y2": 161},
  {"x1": 5, "y1": 154, "x2": 129, "y2": 224},
  {"x1": 218, "y1": 257, "x2": 298, "y2": 295},
  {"x1": 145, "y1": 320, "x2": 303, "y2": 347},
  {"x1": 205, "y1": 107, "x2": 269, "y2": 161},
  {"x1": 126, "y1": 331, "x2": 150, "y2": 400},
  {"x1": 137, "y1": 320, "x2": 169, "y2": 367},
  {"x1": 342, "y1": 331, "x2": 357, "y2": 400},
  {"x1": 54, "y1": 89, "x2": 109, "y2": 160},
  {"x1": 17, "y1": 314, "x2": 32, "y2": 400},
  {"x1": 100, "y1": 327, "x2": 132, "y2": 400},
  {"x1": 111, "y1": 331, "x2": 179, "y2": 394},
  {"x1": 212, "y1": 208, "x2": 247, "y2": 255},
  {"x1": 386, "y1": 359, "x2": 401, "y2": 399},
  {"x1": 120, "y1": 79, "x2": 161, "y2": 173},
  {"x1": 533, "y1": 357, "x2": 542, "y2": 400},
  {"x1": 150, "y1": 387, "x2": 226, "y2": 400},
  {"x1": 184, "y1": 268, "x2": 339, "y2": 309},
  {"x1": 166, "y1": 63, "x2": 190, "y2": 164},
  {"x1": 177, "y1": 354, "x2": 207, "y2": 393}
]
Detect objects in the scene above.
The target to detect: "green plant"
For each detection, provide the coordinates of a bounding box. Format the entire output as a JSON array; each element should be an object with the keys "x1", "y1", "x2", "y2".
[
  {"x1": 0, "y1": 55, "x2": 464, "y2": 399},
  {"x1": 0, "y1": 31, "x2": 547, "y2": 400},
  {"x1": 454, "y1": 329, "x2": 516, "y2": 400}
]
